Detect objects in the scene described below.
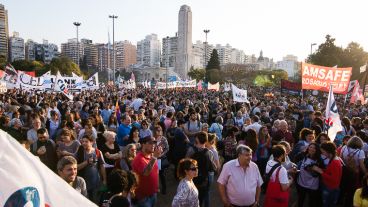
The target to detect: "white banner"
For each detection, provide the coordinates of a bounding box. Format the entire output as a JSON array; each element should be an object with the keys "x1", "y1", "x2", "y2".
[
  {"x1": 0, "y1": 130, "x2": 97, "y2": 207},
  {"x1": 208, "y1": 82, "x2": 220, "y2": 91},
  {"x1": 119, "y1": 78, "x2": 136, "y2": 89},
  {"x1": 0, "y1": 81, "x2": 7, "y2": 93},
  {"x1": 82, "y1": 73, "x2": 99, "y2": 90},
  {"x1": 231, "y1": 84, "x2": 248, "y2": 102},
  {"x1": 0, "y1": 70, "x2": 18, "y2": 89},
  {"x1": 18, "y1": 71, "x2": 44, "y2": 90}
]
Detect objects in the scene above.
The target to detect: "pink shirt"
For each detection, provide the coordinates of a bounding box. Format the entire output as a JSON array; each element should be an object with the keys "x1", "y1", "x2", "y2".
[{"x1": 217, "y1": 159, "x2": 263, "y2": 206}]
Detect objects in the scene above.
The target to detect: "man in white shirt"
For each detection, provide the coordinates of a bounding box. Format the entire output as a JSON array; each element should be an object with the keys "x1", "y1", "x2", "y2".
[
  {"x1": 130, "y1": 94, "x2": 143, "y2": 112},
  {"x1": 242, "y1": 115, "x2": 262, "y2": 134}
]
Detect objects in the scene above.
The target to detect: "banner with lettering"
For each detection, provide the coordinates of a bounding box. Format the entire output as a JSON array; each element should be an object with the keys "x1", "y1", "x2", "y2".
[
  {"x1": 18, "y1": 71, "x2": 45, "y2": 90},
  {"x1": 231, "y1": 84, "x2": 248, "y2": 102},
  {"x1": 301, "y1": 63, "x2": 352, "y2": 94}
]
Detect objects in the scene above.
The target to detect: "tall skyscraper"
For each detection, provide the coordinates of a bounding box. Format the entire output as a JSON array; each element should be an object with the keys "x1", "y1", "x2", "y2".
[
  {"x1": 176, "y1": 5, "x2": 192, "y2": 79},
  {"x1": 0, "y1": 4, "x2": 8, "y2": 61},
  {"x1": 61, "y1": 38, "x2": 83, "y2": 64}
]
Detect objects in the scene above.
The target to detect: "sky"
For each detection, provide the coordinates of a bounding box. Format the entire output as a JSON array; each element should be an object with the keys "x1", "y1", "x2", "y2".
[{"x1": 2, "y1": 0, "x2": 368, "y2": 61}]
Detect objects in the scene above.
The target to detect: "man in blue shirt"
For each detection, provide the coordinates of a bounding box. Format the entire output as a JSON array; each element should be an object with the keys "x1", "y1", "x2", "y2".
[{"x1": 116, "y1": 114, "x2": 132, "y2": 150}]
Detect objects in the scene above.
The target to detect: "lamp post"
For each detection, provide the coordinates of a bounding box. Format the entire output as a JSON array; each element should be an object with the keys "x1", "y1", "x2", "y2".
[
  {"x1": 203, "y1": 29, "x2": 210, "y2": 68},
  {"x1": 109, "y1": 15, "x2": 118, "y2": 84},
  {"x1": 310, "y1": 43, "x2": 317, "y2": 56},
  {"x1": 73, "y1": 22, "x2": 81, "y2": 67}
]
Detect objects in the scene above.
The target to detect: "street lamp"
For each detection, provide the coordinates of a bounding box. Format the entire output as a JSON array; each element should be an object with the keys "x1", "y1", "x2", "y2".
[
  {"x1": 73, "y1": 22, "x2": 81, "y2": 67},
  {"x1": 109, "y1": 15, "x2": 118, "y2": 84},
  {"x1": 203, "y1": 29, "x2": 210, "y2": 68},
  {"x1": 310, "y1": 43, "x2": 317, "y2": 56}
]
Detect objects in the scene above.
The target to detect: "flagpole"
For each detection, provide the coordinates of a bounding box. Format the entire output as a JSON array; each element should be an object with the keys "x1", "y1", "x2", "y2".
[{"x1": 362, "y1": 63, "x2": 368, "y2": 98}]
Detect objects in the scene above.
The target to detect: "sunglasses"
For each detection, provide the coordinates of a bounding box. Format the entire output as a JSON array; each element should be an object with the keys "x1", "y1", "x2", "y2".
[{"x1": 189, "y1": 167, "x2": 198, "y2": 171}]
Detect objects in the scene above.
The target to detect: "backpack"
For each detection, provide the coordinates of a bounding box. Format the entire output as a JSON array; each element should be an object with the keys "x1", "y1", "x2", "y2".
[
  {"x1": 262, "y1": 162, "x2": 281, "y2": 193},
  {"x1": 343, "y1": 147, "x2": 360, "y2": 173},
  {"x1": 191, "y1": 147, "x2": 211, "y2": 188}
]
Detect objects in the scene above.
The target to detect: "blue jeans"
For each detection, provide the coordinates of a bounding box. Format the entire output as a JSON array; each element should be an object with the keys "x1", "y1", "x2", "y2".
[
  {"x1": 321, "y1": 186, "x2": 339, "y2": 207},
  {"x1": 204, "y1": 172, "x2": 214, "y2": 207},
  {"x1": 133, "y1": 193, "x2": 157, "y2": 207}
]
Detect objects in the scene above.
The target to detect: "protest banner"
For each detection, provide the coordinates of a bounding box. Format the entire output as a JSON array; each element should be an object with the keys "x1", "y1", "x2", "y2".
[
  {"x1": 231, "y1": 84, "x2": 247, "y2": 102},
  {"x1": 281, "y1": 79, "x2": 302, "y2": 95},
  {"x1": 301, "y1": 63, "x2": 352, "y2": 94}
]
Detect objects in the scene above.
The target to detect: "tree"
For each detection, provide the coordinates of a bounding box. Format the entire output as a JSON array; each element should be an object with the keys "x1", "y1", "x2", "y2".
[
  {"x1": 187, "y1": 68, "x2": 206, "y2": 81},
  {"x1": 0, "y1": 55, "x2": 6, "y2": 69},
  {"x1": 308, "y1": 35, "x2": 368, "y2": 81},
  {"x1": 308, "y1": 35, "x2": 344, "y2": 67},
  {"x1": 206, "y1": 49, "x2": 220, "y2": 70},
  {"x1": 46, "y1": 56, "x2": 82, "y2": 76},
  {"x1": 206, "y1": 49, "x2": 221, "y2": 83}
]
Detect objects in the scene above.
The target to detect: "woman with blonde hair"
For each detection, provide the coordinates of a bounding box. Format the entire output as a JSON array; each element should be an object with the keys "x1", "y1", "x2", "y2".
[
  {"x1": 57, "y1": 128, "x2": 81, "y2": 158},
  {"x1": 100, "y1": 131, "x2": 121, "y2": 176}
]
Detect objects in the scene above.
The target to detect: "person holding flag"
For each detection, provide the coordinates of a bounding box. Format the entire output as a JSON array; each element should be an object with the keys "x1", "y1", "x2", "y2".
[{"x1": 324, "y1": 85, "x2": 343, "y2": 142}]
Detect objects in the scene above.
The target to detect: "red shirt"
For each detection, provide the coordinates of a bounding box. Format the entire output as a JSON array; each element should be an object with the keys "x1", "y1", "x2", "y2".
[
  {"x1": 132, "y1": 152, "x2": 159, "y2": 200},
  {"x1": 322, "y1": 159, "x2": 342, "y2": 189}
]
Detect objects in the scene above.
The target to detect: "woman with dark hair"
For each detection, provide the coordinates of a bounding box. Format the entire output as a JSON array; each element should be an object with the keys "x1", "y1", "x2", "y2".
[
  {"x1": 311, "y1": 141, "x2": 342, "y2": 207},
  {"x1": 245, "y1": 128, "x2": 258, "y2": 162},
  {"x1": 172, "y1": 158, "x2": 199, "y2": 207},
  {"x1": 353, "y1": 175, "x2": 368, "y2": 207},
  {"x1": 107, "y1": 113, "x2": 118, "y2": 132},
  {"x1": 120, "y1": 144, "x2": 137, "y2": 171},
  {"x1": 223, "y1": 126, "x2": 238, "y2": 163},
  {"x1": 296, "y1": 143, "x2": 323, "y2": 207},
  {"x1": 125, "y1": 126, "x2": 140, "y2": 147},
  {"x1": 291, "y1": 128, "x2": 315, "y2": 161},
  {"x1": 342, "y1": 117, "x2": 356, "y2": 136},
  {"x1": 154, "y1": 125, "x2": 169, "y2": 195},
  {"x1": 103, "y1": 169, "x2": 138, "y2": 207},
  {"x1": 257, "y1": 126, "x2": 271, "y2": 176},
  {"x1": 315, "y1": 132, "x2": 330, "y2": 146},
  {"x1": 139, "y1": 120, "x2": 152, "y2": 139}
]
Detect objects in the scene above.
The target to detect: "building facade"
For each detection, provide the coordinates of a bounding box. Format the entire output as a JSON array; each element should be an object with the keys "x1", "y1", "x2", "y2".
[
  {"x1": 116, "y1": 40, "x2": 137, "y2": 70},
  {"x1": 81, "y1": 39, "x2": 98, "y2": 70},
  {"x1": 25, "y1": 39, "x2": 36, "y2": 61},
  {"x1": 162, "y1": 35, "x2": 178, "y2": 69},
  {"x1": 96, "y1": 43, "x2": 113, "y2": 71},
  {"x1": 276, "y1": 55, "x2": 299, "y2": 78},
  {"x1": 9, "y1": 32, "x2": 25, "y2": 62},
  {"x1": 176, "y1": 5, "x2": 193, "y2": 79},
  {"x1": 0, "y1": 4, "x2": 8, "y2": 61},
  {"x1": 136, "y1": 34, "x2": 161, "y2": 67},
  {"x1": 61, "y1": 38, "x2": 83, "y2": 64},
  {"x1": 25, "y1": 39, "x2": 59, "y2": 63},
  {"x1": 192, "y1": 40, "x2": 214, "y2": 69}
]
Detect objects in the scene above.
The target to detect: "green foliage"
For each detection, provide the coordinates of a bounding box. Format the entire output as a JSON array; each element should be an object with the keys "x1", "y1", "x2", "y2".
[
  {"x1": 206, "y1": 49, "x2": 220, "y2": 70},
  {"x1": 11, "y1": 60, "x2": 45, "y2": 72},
  {"x1": 207, "y1": 69, "x2": 223, "y2": 84},
  {"x1": 188, "y1": 68, "x2": 206, "y2": 81},
  {"x1": 0, "y1": 55, "x2": 6, "y2": 69},
  {"x1": 46, "y1": 56, "x2": 82, "y2": 76},
  {"x1": 308, "y1": 35, "x2": 368, "y2": 80}
]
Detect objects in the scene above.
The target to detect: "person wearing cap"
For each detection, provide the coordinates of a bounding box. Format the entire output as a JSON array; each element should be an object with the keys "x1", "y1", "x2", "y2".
[{"x1": 132, "y1": 135, "x2": 163, "y2": 207}]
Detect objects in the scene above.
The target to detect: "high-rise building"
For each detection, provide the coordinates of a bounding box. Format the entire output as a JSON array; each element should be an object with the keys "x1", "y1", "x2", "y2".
[
  {"x1": 96, "y1": 43, "x2": 113, "y2": 71},
  {"x1": 81, "y1": 39, "x2": 98, "y2": 70},
  {"x1": 176, "y1": 5, "x2": 192, "y2": 78},
  {"x1": 0, "y1": 4, "x2": 8, "y2": 61},
  {"x1": 192, "y1": 40, "x2": 214, "y2": 69},
  {"x1": 116, "y1": 40, "x2": 137, "y2": 70},
  {"x1": 216, "y1": 44, "x2": 232, "y2": 66},
  {"x1": 25, "y1": 39, "x2": 36, "y2": 61},
  {"x1": 136, "y1": 34, "x2": 161, "y2": 67},
  {"x1": 9, "y1": 32, "x2": 25, "y2": 62},
  {"x1": 162, "y1": 35, "x2": 178, "y2": 69},
  {"x1": 25, "y1": 39, "x2": 59, "y2": 63},
  {"x1": 276, "y1": 55, "x2": 298, "y2": 78},
  {"x1": 61, "y1": 38, "x2": 83, "y2": 64}
]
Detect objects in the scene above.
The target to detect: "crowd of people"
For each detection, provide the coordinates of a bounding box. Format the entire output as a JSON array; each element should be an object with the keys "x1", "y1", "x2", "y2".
[{"x1": 2, "y1": 85, "x2": 368, "y2": 207}]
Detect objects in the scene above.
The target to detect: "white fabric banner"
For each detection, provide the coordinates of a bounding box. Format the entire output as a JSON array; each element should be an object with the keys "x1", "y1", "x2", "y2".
[
  {"x1": 0, "y1": 130, "x2": 97, "y2": 207},
  {"x1": 231, "y1": 84, "x2": 248, "y2": 102},
  {"x1": 208, "y1": 82, "x2": 220, "y2": 91},
  {"x1": 325, "y1": 85, "x2": 343, "y2": 141},
  {"x1": 18, "y1": 71, "x2": 44, "y2": 90}
]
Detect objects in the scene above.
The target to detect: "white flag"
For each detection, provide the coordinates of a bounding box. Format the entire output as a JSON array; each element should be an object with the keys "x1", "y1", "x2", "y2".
[
  {"x1": 208, "y1": 82, "x2": 220, "y2": 91},
  {"x1": 325, "y1": 85, "x2": 343, "y2": 141},
  {"x1": 360, "y1": 65, "x2": 367, "y2": 73},
  {"x1": 224, "y1": 83, "x2": 231, "y2": 92},
  {"x1": 231, "y1": 84, "x2": 248, "y2": 102},
  {"x1": 0, "y1": 130, "x2": 97, "y2": 207}
]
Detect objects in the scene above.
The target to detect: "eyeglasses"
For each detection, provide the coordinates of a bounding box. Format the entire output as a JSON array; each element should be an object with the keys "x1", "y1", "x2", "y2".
[{"x1": 189, "y1": 167, "x2": 198, "y2": 171}]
